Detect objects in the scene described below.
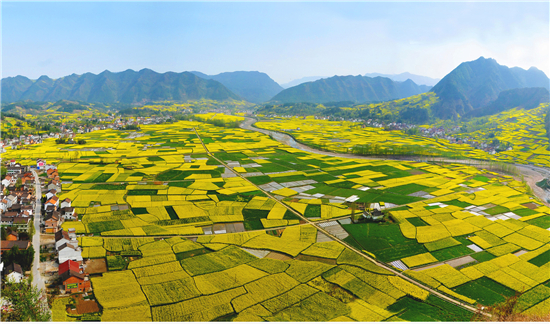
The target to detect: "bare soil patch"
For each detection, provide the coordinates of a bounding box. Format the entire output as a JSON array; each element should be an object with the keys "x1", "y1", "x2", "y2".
[{"x1": 84, "y1": 258, "x2": 107, "y2": 274}]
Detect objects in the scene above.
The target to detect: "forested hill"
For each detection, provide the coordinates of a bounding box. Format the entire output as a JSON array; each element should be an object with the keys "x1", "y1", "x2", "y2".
[
  {"x1": 270, "y1": 75, "x2": 431, "y2": 104},
  {"x1": 190, "y1": 71, "x2": 283, "y2": 103},
  {"x1": 1, "y1": 69, "x2": 241, "y2": 104},
  {"x1": 430, "y1": 57, "x2": 550, "y2": 119},
  {"x1": 465, "y1": 87, "x2": 550, "y2": 118}
]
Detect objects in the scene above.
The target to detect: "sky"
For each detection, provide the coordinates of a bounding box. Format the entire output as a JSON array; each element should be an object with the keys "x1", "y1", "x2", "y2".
[{"x1": 1, "y1": 1, "x2": 549, "y2": 84}]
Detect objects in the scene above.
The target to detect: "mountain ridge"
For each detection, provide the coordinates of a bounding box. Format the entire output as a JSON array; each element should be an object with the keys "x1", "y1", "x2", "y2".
[
  {"x1": 189, "y1": 71, "x2": 283, "y2": 103},
  {"x1": 270, "y1": 75, "x2": 431, "y2": 104},
  {"x1": 431, "y1": 57, "x2": 550, "y2": 119},
  {"x1": 464, "y1": 87, "x2": 550, "y2": 118},
  {"x1": 1, "y1": 69, "x2": 241, "y2": 104}
]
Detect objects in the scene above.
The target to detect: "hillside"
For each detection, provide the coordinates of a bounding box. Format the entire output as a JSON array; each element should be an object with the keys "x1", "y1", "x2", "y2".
[
  {"x1": 364, "y1": 72, "x2": 440, "y2": 86},
  {"x1": 190, "y1": 71, "x2": 283, "y2": 103},
  {"x1": 1, "y1": 75, "x2": 35, "y2": 103},
  {"x1": 431, "y1": 57, "x2": 550, "y2": 119},
  {"x1": 270, "y1": 75, "x2": 431, "y2": 104},
  {"x1": 465, "y1": 87, "x2": 550, "y2": 118},
  {"x1": 1, "y1": 69, "x2": 241, "y2": 104}
]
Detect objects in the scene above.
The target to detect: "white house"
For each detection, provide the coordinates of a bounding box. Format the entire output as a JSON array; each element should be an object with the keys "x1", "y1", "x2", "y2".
[
  {"x1": 0, "y1": 199, "x2": 8, "y2": 213},
  {"x1": 58, "y1": 243, "x2": 83, "y2": 264},
  {"x1": 1, "y1": 177, "x2": 11, "y2": 188},
  {"x1": 45, "y1": 189, "x2": 57, "y2": 201},
  {"x1": 4, "y1": 263, "x2": 24, "y2": 284},
  {"x1": 60, "y1": 198, "x2": 72, "y2": 209},
  {"x1": 6, "y1": 195, "x2": 17, "y2": 209},
  {"x1": 44, "y1": 195, "x2": 59, "y2": 210},
  {"x1": 60, "y1": 207, "x2": 77, "y2": 220}
]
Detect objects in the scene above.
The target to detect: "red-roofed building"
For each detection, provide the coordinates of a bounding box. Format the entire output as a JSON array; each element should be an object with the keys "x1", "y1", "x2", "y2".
[
  {"x1": 59, "y1": 260, "x2": 80, "y2": 275},
  {"x1": 59, "y1": 259, "x2": 89, "y2": 293}
]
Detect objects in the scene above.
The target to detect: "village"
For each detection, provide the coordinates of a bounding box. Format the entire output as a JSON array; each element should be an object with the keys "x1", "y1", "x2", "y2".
[
  {"x1": 0, "y1": 159, "x2": 102, "y2": 319},
  {"x1": 0, "y1": 115, "x2": 170, "y2": 153}
]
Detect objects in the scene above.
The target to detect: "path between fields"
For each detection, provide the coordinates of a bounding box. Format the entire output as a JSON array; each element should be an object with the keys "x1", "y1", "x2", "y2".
[
  {"x1": 241, "y1": 118, "x2": 550, "y2": 207},
  {"x1": 192, "y1": 127, "x2": 489, "y2": 317}
]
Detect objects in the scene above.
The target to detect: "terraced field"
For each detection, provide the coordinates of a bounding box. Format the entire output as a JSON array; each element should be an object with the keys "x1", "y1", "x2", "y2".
[{"x1": 6, "y1": 114, "x2": 550, "y2": 321}]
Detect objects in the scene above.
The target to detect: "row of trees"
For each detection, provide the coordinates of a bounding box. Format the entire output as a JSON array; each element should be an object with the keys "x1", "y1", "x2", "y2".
[
  {"x1": 55, "y1": 138, "x2": 86, "y2": 145},
  {"x1": 350, "y1": 143, "x2": 463, "y2": 158}
]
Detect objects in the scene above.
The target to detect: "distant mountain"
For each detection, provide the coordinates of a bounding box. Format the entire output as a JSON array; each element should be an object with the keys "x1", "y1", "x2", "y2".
[
  {"x1": 1, "y1": 69, "x2": 241, "y2": 104},
  {"x1": 189, "y1": 71, "x2": 283, "y2": 103},
  {"x1": 364, "y1": 72, "x2": 440, "y2": 87},
  {"x1": 1, "y1": 75, "x2": 34, "y2": 103},
  {"x1": 465, "y1": 87, "x2": 549, "y2": 118},
  {"x1": 270, "y1": 75, "x2": 431, "y2": 104},
  {"x1": 431, "y1": 57, "x2": 550, "y2": 119},
  {"x1": 280, "y1": 76, "x2": 328, "y2": 89}
]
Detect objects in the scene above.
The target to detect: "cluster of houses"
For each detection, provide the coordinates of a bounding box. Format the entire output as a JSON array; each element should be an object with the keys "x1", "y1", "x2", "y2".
[
  {"x1": 0, "y1": 161, "x2": 35, "y2": 284},
  {"x1": 1, "y1": 162, "x2": 34, "y2": 234},
  {"x1": 54, "y1": 228, "x2": 90, "y2": 294},
  {"x1": 35, "y1": 159, "x2": 77, "y2": 234}
]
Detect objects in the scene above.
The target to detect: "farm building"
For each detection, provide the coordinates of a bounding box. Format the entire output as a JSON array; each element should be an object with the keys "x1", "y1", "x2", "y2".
[{"x1": 60, "y1": 270, "x2": 90, "y2": 294}]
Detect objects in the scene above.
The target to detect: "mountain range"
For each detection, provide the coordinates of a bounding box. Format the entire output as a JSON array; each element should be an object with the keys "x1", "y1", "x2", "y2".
[
  {"x1": 270, "y1": 75, "x2": 431, "y2": 104},
  {"x1": 364, "y1": 72, "x2": 440, "y2": 86},
  {"x1": 430, "y1": 57, "x2": 550, "y2": 119},
  {"x1": 2, "y1": 57, "x2": 549, "y2": 122},
  {"x1": 1, "y1": 69, "x2": 241, "y2": 104},
  {"x1": 189, "y1": 71, "x2": 283, "y2": 103}
]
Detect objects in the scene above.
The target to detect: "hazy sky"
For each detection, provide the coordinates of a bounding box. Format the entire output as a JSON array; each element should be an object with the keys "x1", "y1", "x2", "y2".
[{"x1": 2, "y1": 2, "x2": 548, "y2": 84}]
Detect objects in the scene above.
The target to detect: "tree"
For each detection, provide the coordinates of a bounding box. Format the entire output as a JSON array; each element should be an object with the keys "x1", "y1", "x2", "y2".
[
  {"x1": 2, "y1": 245, "x2": 35, "y2": 271},
  {"x1": 1, "y1": 226, "x2": 7, "y2": 240},
  {"x1": 1, "y1": 280, "x2": 50, "y2": 322},
  {"x1": 1, "y1": 166, "x2": 7, "y2": 179},
  {"x1": 15, "y1": 178, "x2": 23, "y2": 190}
]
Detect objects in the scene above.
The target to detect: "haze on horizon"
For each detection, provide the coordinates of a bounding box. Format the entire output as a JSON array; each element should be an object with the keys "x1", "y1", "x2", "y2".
[{"x1": 2, "y1": 1, "x2": 548, "y2": 84}]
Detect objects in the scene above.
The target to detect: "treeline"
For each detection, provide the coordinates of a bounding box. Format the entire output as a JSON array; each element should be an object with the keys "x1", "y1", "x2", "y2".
[
  {"x1": 55, "y1": 138, "x2": 86, "y2": 144},
  {"x1": 350, "y1": 143, "x2": 464, "y2": 159},
  {"x1": 545, "y1": 105, "x2": 550, "y2": 143},
  {"x1": 119, "y1": 107, "x2": 163, "y2": 117},
  {"x1": 1, "y1": 100, "x2": 118, "y2": 113},
  {"x1": 192, "y1": 115, "x2": 241, "y2": 128},
  {"x1": 0, "y1": 112, "x2": 26, "y2": 121},
  {"x1": 1, "y1": 101, "x2": 45, "y2": 112}
]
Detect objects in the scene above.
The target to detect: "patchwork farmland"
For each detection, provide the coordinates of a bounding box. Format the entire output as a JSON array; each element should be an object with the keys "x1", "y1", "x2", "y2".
[{"x1": 4, "y1": 114, "x2": 550, "y2": 321}]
